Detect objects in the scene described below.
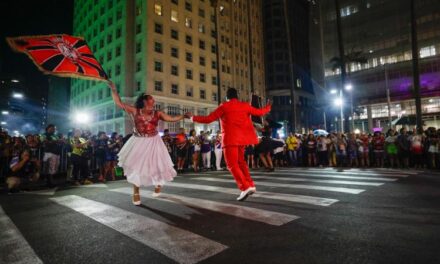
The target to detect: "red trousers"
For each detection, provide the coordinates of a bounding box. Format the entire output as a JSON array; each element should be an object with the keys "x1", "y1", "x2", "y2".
[{"x1": 223, "y1": 146, "x2": 255, "y2": 191}]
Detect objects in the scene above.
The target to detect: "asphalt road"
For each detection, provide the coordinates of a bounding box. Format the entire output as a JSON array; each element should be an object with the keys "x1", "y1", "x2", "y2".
[{"x1": 1, "y1": 167, "x2": 440, "y2": 264}]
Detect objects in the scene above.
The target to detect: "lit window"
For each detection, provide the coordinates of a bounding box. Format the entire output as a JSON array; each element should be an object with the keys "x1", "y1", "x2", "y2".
[
  {"x1": 171, "y1": 84, "x2": 179, "y2": 94},
  {"x1": 341, "y1": 5, "x2": 358, "y2": 17},
  {"x1": 155, "y1": 4, "x2": 162, "y2": 16},
  {"x1": 420, "y1": 45, "x2": 436, "y2": 58},
  {"x1": 171, "y1": 10, "x2": 178, "y2": 22},
  {"x1": 185, "y1": 17, "x2": 192, "y2": 28}
]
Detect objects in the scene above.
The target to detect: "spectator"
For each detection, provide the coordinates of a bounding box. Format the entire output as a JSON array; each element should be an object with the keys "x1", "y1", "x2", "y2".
[
  {"x1": 385, "y1": 130, "x2": 399, "y2": 168},
  {"x1": 6, "y1": 149, "x2": 40, "y2": 193},
  {"x1": 161, "y1": 129, "x2": 174, "y2": 159},
  {"x1": 336, "y1": 133, "x2": 347, "y2": 167},
  {"x1": 397, "y1": 128, "x2": 411, "y2": 168},
  {"x1": 317, "y1": 135, "x2": 329, "y2": 167},
  {"x1": 410, "y1": 130, "x2": 424, "y2": 169},
  {"x1": 70, "y1": 129, "x2": 92, "y2": 185},
  {"x1": 347, "y1": 133, "x2": 359, "y2": 167},
  {"x1": 373, "y1": 132, "x2": 385, "y2": 167},
  {"x1": 200, "y1": 131, "x2": 212, "y2": 170},
  {"x1": 95, "y1": 131, "x2": 108, "y2": 182},
  {"x1": 175, "y1": 128, "x2": 188, "y2": 173},
  {"x1": 214, "y1": 130, "x2": 223, "y2": 171},
  {"x1": 285, "y1": 132, "x2": 298, "y2": 166},
  {"x1": 306, "y1": 134, "x2": 317, "y2": 167},
  {"x1": 188, "y1": 129, "x2": 201, "y2": 172},
  {"x1": 40, "y1": 124, "x2": 62, "y2": 187}
]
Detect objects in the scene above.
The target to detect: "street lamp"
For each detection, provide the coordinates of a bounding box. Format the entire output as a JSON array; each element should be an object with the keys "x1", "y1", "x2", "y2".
[
  {"x1": 345, "y1": 83, "x2": 354, "y2": 131},
  {"x1": 0, "y1": 121, "x2": 6, "y2": 125},
  {"x1": 12, "y1": 93, "x2": 24, "y2": 99},
  {"x1": 1, "y1": 111, "x2": 9, "y2": 115},
  {"x1": 11, "y1": 79, "x2": 20, "y2": 83},
  {"x1": 74, "y1": 112, "x2": 91, "y2": 124},
  {"x1": 334, "y1": 97, "x2": 343, "y2": 106},
  {"x1": 345, "y1": 83, "x2": 353, "y2": 91}
]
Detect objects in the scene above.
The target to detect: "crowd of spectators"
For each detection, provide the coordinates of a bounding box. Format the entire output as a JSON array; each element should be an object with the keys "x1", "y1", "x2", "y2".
[{"x1": 1, "y1": 124, "x2": 439, "y2": 193}]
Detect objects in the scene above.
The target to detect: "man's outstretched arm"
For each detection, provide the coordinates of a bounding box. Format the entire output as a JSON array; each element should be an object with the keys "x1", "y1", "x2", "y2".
[
  {"x1": 248, "y1": 101, "x2": 272, "y2": 117},
  {"x1": 190, "y1": 106, "x2": 224, "y2": 124}
]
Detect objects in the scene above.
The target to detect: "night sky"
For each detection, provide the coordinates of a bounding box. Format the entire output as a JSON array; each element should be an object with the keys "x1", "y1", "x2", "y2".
[{"x1": 0, "y1": 0, "x2": 73, "y2": 100}]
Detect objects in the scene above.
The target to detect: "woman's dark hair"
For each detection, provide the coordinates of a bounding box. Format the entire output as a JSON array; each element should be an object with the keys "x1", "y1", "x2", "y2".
[
  {"x1": 189, "y1": 129, "x2": 196, "y2": 136},
  {"x1": 135, "y1": 94, "x2": 152, "y2": 109},
  {"x1": 111, "y1": 132, "x2": 118, "y2": 139},
  {"x1": 97, "y1": 131, "x2": 106, "y2": 137}
]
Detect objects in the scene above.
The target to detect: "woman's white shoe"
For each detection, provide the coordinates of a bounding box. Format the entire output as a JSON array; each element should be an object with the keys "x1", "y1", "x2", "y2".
[{"x1": 132, "y1": 194, "x2": 141, "y2": 205}]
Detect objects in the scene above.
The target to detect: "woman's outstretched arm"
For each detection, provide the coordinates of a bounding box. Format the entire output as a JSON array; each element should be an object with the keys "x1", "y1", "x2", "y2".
[
  {"x1": 107, "y1": 82, "x2": 136, "y2": 114},
  {"x1": 158, "y1": 111, "x2": 186, "y2": 122}
]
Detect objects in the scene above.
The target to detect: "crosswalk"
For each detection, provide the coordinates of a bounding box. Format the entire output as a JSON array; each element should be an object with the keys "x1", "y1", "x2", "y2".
[{"x1": 1, "y1": 168, "x2": 416, "y2": 264}]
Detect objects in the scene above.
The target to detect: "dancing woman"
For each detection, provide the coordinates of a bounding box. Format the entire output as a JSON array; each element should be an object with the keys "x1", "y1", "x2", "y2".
[{"x1": 108, "y1": 82, "x2": 186, "y2": 205}]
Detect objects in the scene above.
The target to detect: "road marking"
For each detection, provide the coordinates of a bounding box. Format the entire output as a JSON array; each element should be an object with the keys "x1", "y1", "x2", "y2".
[
  {"x1": 196, "y1": 177, "x2": 365, "y2": 194},
  {"x1": 248, "y1": 175, "x2": 384, "y2": 186},
  {"x1": 111, "y1": 188, "x2": 299, "y2": 226},
  {"x1": 274, "y1": 169, "x2": 409, "y2": 177},
  {"x1": 168, "y1": 182, "x2": 338, "y2": 206},
  {"x1": 50, "y1": 195, "x2": 227, "y2": 264},
  {"x1": 20, "y1": 187, "x2": 59, "y2": 196},
  {"x1": 73, "y1": 183, "x2": 108, "y2": 188},
  {"x1": 0, "y1": 206, "x2": 43, "y2": 264},
  {"x1": 252, "y1": 171, "x2": 397, "y2": 182}
]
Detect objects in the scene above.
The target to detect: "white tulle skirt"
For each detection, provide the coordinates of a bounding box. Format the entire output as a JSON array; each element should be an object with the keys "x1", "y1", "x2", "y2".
[{"x1": 118, "y1": 134, "x2": 176, "y2": 187}]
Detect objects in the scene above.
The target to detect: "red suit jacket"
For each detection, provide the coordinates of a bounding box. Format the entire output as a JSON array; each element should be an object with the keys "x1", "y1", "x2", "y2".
[{"x1": 193, "y1": 98, "x2": 271, "y2": 147}]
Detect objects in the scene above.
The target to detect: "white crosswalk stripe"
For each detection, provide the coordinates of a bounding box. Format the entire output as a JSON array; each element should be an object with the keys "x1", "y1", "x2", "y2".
[
  {"x1": 50, "y1": 195, "x2": 228, "y2": 264},
  {"x1": 253, "y1": 171, "x2": 398, "y2": 181},
  {"x1": 0, "y1": 206, "x2": 43, "y2": 264},
  {"x1": 275, "y1": 168, "x2": 409, "y2": 177},
  {"x1": 245, "y1": 175, "x2": 385, "y2": 186},
  {"x1": 195, "y1": 177, "x2": 365, "y2": 194},
  {"x1": 110, "y1": 187, "x2": 299, "y2": 226},
  {"x1": 168, "y1": 182, "x2": 338, "y2": 206}
]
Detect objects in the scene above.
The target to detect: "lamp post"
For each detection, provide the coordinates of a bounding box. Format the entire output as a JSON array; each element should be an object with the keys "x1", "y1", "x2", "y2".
[
  {"x1": 345, "y1": 83, "x2": 354, "y2": 132},
  {"x1": 331, "y1": 89, "x2": 344, "y2": 133}
]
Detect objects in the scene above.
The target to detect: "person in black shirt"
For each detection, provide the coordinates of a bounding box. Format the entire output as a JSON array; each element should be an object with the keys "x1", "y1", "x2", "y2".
[
  {"x1": 95, "y1": 131, "x2": 109, "y2": 182},
  {"x1": 7, "y1": 149, "x2": 40, "y2": 193}
]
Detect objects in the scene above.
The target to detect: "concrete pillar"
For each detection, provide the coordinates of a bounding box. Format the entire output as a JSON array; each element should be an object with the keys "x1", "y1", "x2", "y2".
[{"x1": 367, "y1": 104, "x2": 373, "y2": 133}]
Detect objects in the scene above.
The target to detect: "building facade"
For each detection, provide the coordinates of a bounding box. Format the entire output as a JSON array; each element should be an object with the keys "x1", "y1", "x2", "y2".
[
  {"x1": 263, "y1": 0, "x2": 316, "y2": 133},
  {"x1": 71, "y1": 0, "x2": 265, "y2": 135},
  {"x1": 318, "y1": 0, "x2": 440, "y2": 131}
]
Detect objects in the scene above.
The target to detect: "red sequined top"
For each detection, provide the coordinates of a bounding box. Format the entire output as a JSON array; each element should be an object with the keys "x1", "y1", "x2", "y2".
[{"x1": 134, "y1": 109, "x2": 160, "y2": 137}]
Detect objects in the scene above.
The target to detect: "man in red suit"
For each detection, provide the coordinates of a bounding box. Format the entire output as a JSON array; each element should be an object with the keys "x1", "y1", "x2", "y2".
[{"x1": 187, "y1": 88, "x2": 271, "y2": 201}]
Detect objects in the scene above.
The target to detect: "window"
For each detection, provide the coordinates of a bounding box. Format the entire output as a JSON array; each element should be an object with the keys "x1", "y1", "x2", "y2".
[
  {"x1": 185, "y1": 1, "x2": 192, "y2": 11},
  {"x1": 186, "y1": 69, "x2": 193, "y2": 79},
  {"x1": 211, "y1": 44, "x2": 216, "y2": 53},
  {"x1": 136, "y1": 23, "x2": 142, "y2": 34},
  {"x1": 185, "y1": 17, "x2": 192, "y2": 28},
  {"x1": 199, "y1": 56, "x2": 205, "y2": 66},
  {"x1": 198, "y1": 23, "x2": 205, "y2": 33},
  {"x1": 171, "y1": 10, "x2": 178, "y2": 22},
  {"x1": 117, "y1": 10, "x2": 122, "y2": 20},
  {"x1": 200, "y1": 73, "x2": 206, "y2": 82},
  {"x1": 116, "y1": 64, "x2": 121, "y2": 75},
  {"x1": 154, "y1": 3, "x2": 162, "y2": 16},
  {"x1": 199, "y1": 40, "x2": 205, "y2": 49},
  {"x1": 211, "y1": 60, "x2": 217, "y2": 69},
  {"x1": 154, "y1": 42, "x2": 163, "y2": 53},
  {"x1": 98, "y1": 89, "x2": 103, "y2": 100},
  {"x1": 212, "y1": 76, "x2": 217, "y2": 85},
  {"x1": 420, "y1": 45, "x2": 436, "y2": 58},
  {"x1": 107, "y1": 33, "x2": 112, "y2": 43},
  {"x1": 136, "y1": 81, "x2": 142, "y2": 91},
  {"x1": 136, "y1": 61, "x2": 141, "y2": 72},
  {"x1": 212, "y1": 92, "x2": 217, "y2": 102},
  {"x1": 171, "y1": 0, "x2": 178, "y2": 4},
  {"x1": 171, "y1": 84, "x2": 179, "y2": 94},
  {"x1": 154, "y1": 23, "x2": 163, "y2": 34},
  {"x1": 116, "y1": 28, "x2": 122, "y2": 38},
  {"x1": 186, "y1": 35, "x2": 192, "y2": 45},
  {"x1": 154, "y1": 61, "x2": 163, "y2": 72},
  {"x1": 200, "y1": 89, "x2": 206, "y2": 99},
  {"x1": 211, "y1": 29, "x2": 216, "y2": 38},
  {"x1": 107, "y1": 17, "x2": 113, "y2": 26},
  {"x1": 171, "y1": 65, "x2": 178, "y2": 76},
  {"x1": 186, "y1": 52, "x2": 193, "y2": 62},
  {"x1": 136, "y1": 42, "x2": 142, "y2": 53},
  {"x1": 154, "y1": 81, "x2": 163, "y2": 92},
  {"x1": 171, "y1": 29, "x2": 178, "y2": 40},
  {"x1": 199, "y1": 8, "x2": 205, "y2": 17},
  {"x1": 171, "y1": 47, "x2": 179, "y2": 58},
  {"x1": 107, "y1": 51, "x2": 112, "y2": 60},
  {"x1": 186, "y1": 87, "x2": 193, "y2": 97}
]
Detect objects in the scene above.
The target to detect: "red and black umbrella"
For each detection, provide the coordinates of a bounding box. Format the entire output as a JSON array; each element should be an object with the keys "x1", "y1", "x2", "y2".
[{"x1": 7, "y1": 34, "x2": 108, "y2": 81}]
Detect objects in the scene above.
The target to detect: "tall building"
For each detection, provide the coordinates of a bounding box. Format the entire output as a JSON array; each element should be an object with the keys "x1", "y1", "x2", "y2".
[
  {"x1": 318, "y1": 0, "x2": 440, "y2": 131},
  {"x1": 72, "y1": 0, "x2": 265, "y2": 135},
  {"x1": 263, "y1": 0, "x2": 316, "y2": 133}
]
